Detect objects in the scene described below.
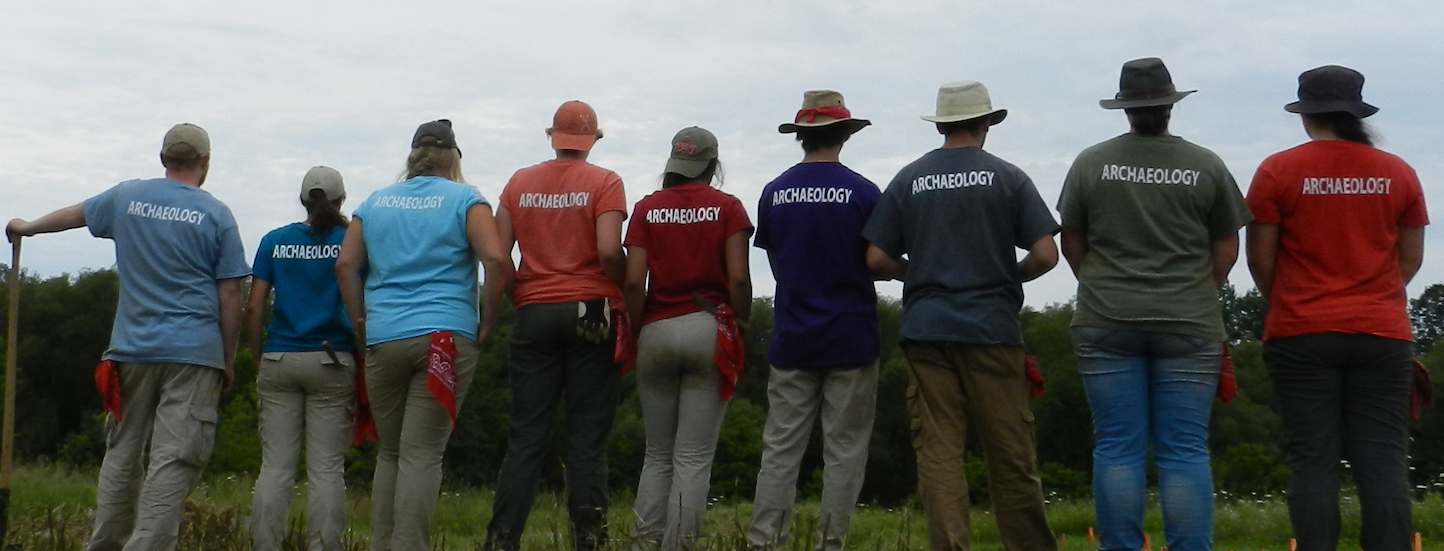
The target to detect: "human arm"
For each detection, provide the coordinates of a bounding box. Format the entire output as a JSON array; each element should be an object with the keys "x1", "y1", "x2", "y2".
[
  {"x1": 218, "y1": 277, "x2": 244, "y2": 393},
  {"x1": 623, "y1": 246, "x2": 648, "y2": 336},
  {"x1": 596, "y1": 210, "x2": 626, "y2": 288},
  {"x1": 467, "y1": 204, "x2": 515, "y2": 344},
  {"x1": 6, "y1": 204, "x2": 87, "y2": 241},
  {"x1": 245, "y1": 278, "x2": 272, "y2": 360},
  {"x1": 1245, "y1": 222, "x2": 1279, "y2": 301},
  {"x1": 865, "y1": 245, "x2": 907, "y2": 281},
  {"x1": 335, "y1": 220, "x2": 369, "y2": 353},
  {"x1": 1397, "y1": 225, "x2": 1425, "y2": 285},
  {"x1": 1017, "y1": 233, "x2": 1059, "y2": 282},
  {"x1": 1210, "y1": 233, "x2": 1241, "y2": 288},
  {"x1": 1059, "y1": 226, "x2": 1087, "y2": 277},
  {"x1": 724, "y1": 231, "x2": 752, "y2": 326}
]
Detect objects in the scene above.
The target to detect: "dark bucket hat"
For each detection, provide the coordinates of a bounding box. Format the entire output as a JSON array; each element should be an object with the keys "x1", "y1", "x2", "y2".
[
  {"x1": 1284, "y1": 65, "x2": 1378, "y2": 118},
  {"x1": 1099, "y1": 57, "x2": 1195, "y2": 110}
]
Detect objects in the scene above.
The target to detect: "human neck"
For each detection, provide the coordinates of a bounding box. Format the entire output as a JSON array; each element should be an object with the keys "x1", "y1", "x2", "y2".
[
  {"x1": 165, "y1": 168, "x2": 204, "y2": 188},
  {"x1": 555, "y1": 150, "x2": 589, "y2": 162},
  {"x1": 802, "y1": 146, "x2": 842, "y2": 163},
  {"x1": 941, "y1": 132, "x2": 985, "y2": 150}
]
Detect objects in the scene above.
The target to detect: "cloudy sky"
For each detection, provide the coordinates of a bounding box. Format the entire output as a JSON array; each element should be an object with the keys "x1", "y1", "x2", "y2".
[{"x1": 4, "y1": 0, "x2": 1442, "y2": 308}]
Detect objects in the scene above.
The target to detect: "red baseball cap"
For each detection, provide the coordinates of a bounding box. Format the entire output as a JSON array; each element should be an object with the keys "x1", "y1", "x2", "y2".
[{"x1": 549, "y1": 101, "x2": 600, "y2": 152}]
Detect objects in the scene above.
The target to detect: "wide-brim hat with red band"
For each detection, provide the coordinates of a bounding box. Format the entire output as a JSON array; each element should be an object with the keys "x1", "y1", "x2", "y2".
[{"x1": 778, "y1": 90, "x2": 871, "y2": 134}]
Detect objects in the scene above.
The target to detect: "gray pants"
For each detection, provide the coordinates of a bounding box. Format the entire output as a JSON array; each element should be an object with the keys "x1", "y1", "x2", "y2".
[
  {"x1": 250, "y1": 351, "x2": 357, "y2": 551},
  {"x1": 748, "y1": 362, "x2": 878, "y2": 551},
  {"x1": 366, "y1": 334, "x2": 480, "y2": 551},
  {"x1": 86, "y1": 362, "x2": 223, "y2": 551},
  {"x1": 632, "y1": 311, "x2": 729, "y2": 551}
]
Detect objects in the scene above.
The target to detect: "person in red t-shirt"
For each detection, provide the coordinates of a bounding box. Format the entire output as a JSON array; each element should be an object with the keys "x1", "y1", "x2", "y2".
[
  {"x1": 1246, "y1": 65, "x2": 1428, "y2": 551},
  {"x1": 623, "y1": 127, "x2": 753, "y2": 550},
  {"x1": 485, "y1": 101, "x2": 627, "y2": 551}
]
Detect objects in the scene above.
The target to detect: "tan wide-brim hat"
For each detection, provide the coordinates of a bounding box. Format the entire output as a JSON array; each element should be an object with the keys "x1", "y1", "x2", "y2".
[
  {"x1": 778, "y1": 90, "x2": 872, "y2": 134},
  {"x1": 920, "y1": 81, "x2": 1007, "y2": 125}
]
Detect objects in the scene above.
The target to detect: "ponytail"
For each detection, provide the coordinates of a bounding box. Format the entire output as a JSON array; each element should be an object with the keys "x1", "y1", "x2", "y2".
[
  {"x1": 304, "y1": 188, "x2": 348, "y2": 241},
  {"x1": 1304, "y1": 112, "x2": 1376, "y2": 147}
]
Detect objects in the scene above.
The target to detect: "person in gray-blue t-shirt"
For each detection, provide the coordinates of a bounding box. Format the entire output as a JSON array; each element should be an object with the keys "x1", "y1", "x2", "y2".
[
  {"x1": 7, "y1": 123, "x2": 249, "y2": 551},
  {"x1": 862, "y1": 81, "x2": 1060, "y2": 551}
]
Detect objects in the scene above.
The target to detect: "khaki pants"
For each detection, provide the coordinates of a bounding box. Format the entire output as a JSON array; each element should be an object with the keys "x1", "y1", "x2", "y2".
[
  {"x1": 365, "y1": 334, "x2": 480, "y2": 551},
  {"x1": 748, "y1": 362, "x2": 877, "y2": 551},
  {"x1": 86, "y1": 363, "x2": 223, "y2": 551},
  {"x1": 902, "y1": 342, "x2": 1056, "y2": 551},
  {"x1": 250, "y1": 351, "x2": 357, "y2": 551}
]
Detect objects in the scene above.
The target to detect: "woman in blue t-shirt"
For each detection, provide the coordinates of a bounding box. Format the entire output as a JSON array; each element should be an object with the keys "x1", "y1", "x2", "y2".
[
  {"x1": 335, "y1": 120, "x2": 514, "y2": 551},
  {"x1": 246, "y1": 166, "x2": 357, "y2": 551}
]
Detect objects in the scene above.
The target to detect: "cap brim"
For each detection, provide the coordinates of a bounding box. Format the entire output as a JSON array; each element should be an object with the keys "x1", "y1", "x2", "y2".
[
  {"x1": 1099, "y1": 90, "x2": 1195, "y2": 110},
  {"x1": 664, "y1": 157, "x2": 710, "y2": 179},
  {"x1": 778, "y1": 119, "x2": 872, "y2": 134},
  {"x1": 1284, "y1": 99, "x2": 1379, "y2": 118},
  {"x1": 551, "y1": 133, "x2": 597, "y2": 151},
  {"x1": 920, "y1": 109, "x2": 1008, "y2": 126}
]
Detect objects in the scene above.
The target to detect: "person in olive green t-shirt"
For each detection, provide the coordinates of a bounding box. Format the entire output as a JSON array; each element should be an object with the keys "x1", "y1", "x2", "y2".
[{"x1": 1056, "y1": 58, "x2": 1251, "y2": 551}]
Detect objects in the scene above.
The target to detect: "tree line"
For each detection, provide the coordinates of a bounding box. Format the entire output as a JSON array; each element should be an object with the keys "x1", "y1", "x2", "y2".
[{"x1": 2, "y1": 266, "x2": 1442, "y2": 505}]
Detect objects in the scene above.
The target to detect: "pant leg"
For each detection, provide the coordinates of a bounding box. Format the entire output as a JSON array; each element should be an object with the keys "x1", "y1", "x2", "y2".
[
  {"x1": 87, "y1": 364, "x2": 163, "y2": 551},
  {"x1": 562, "y1": 332, "x2": 621, "y2": 551},
  {"x1": 1072, "y1": 327, "x2": 1150, "y2": 551},
  {"x1": 299, "y1": 350, "x2": 358, "y2": 551},
  {"x1": 123, "y1": 363, "x2": 223, "y2": 551},
  {"x1": 366, "y1": 336, "x2": 427, "y2": 551},
  {"x1": 633, "y1": 320, "x2": 685, "y2": 550},
  {"x1": 487, "y1": 305, "x2": 569, "y2": 550},
  {"x1": 814, "y1": 362, "x2": 877, "y2": 551},
  {"x1": 900, "y1": 341, "x2": 971, "y2": 551},
  {"x1": 956, "y1": 344, "x2": 1056, "y2": 551},
  {"x1": 747, "y1": 367, "x2": 824, "y2": 550},
  {"x1": 1147, "y1": 333, "x2": 1221, "y2": 551},
  {"x1": 1265, "y1": 335, "x2": 1345, "y2": 551},
  {"x1": 1338, "y1": 336, "x2": 1413, "y2": 551},
  {"x1": 660, "y1": 312, "x2": 728, "y2": 551},
  {"x1": 251, "y1": 354, "x2": 307, "y2": 551}
]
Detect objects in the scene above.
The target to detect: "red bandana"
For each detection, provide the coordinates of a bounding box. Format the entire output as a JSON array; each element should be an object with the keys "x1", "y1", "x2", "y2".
[
  {"x1": 712, "y1": 304, "x2": 744, "y2": 400},
  {"x1": 95, "y1": 360, "x2": 123, "y2": 422},
  {"x1": 426, "y1": 331, "x2": 459, "y2": 432},
  {"x1": 1217, "y1": 346, "x2": 1237, "y2": 403},
  {"x1": 353, "y1": 356, "x2": 378, "y2": 446}
]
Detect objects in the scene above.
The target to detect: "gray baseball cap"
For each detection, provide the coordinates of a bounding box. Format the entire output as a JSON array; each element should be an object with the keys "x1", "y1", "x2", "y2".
[
  {"x1": 664, "y1": 126, "x2": 719, "y2": 179},
  {"x1": 300, "y1": 166, "x2": 345, "y2": 203}
]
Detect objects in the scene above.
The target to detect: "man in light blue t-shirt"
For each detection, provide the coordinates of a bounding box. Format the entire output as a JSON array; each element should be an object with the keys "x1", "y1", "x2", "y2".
[{"x1": 7, "y1": 123, "x2": 249, "y2": 551}]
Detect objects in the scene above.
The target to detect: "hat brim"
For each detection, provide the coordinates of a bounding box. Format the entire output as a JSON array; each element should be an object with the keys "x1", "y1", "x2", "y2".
[
  {"x1": 920, "y1": 109, "x2": 1008, "y2": 126},
  {"x1": 1284, "y1": 99, "x2": 1379, "y2": 118},
  {"x1": 551, "y1": 133, "x2": 598, "y2": 152},
  {"x1": 1099, "y1": 90, "x2": 1195, "y2": 110},
  {"x1": 665, "y1": 157, "x2": 711, "y2": 179},
  {"x1": 778, "y1": 118, "x2": 872, "y2": 134}
]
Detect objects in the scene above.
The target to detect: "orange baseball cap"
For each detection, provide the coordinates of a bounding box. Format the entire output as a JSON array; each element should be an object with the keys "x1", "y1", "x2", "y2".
[{"x1": 549, "y1": 101, "x2": 600, "y2": 151}]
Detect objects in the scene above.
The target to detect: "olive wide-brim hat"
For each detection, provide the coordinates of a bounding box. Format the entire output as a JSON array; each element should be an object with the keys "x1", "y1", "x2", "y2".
[
  {"x1": 778, "y1": 90, "x2": 871, "y2": 134},
  {"x1": 1099, "y1": 57, "x2": 1196, "y2": 110},
  {"x1": 1284, "y1": 65, "x2": 1379, "y2": 118}
]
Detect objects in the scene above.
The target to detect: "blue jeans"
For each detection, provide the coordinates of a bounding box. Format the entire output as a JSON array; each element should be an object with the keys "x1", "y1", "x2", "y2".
[{"x1": 1072, "y1": 327, "x2": 1221, "y2": 551}]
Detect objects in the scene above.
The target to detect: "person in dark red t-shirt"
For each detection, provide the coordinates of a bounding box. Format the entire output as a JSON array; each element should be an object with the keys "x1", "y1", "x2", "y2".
[
  {"x1": 623, "y1": 126, "x2": 753, "y2": 550},
  {"x1": 1246, "y1": 65, "x2": 1428, "y2": 551}
]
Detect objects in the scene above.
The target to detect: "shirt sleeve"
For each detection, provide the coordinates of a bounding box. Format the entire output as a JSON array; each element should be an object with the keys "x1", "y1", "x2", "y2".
[
  {"x1": 1056, "y1": 160, "x2": 1087, "y2": 231},
  {"x1": 623, "y1": 201, "x2": 648, "y2": 249},
  {"x1": 1012, "y1": 173, "x2": 1062, "y2": 249},
  {"x1": 861, "y1": 176, "x2": 907, "y2": 257},
  {"x1": 1246, "y1": 158, "x2": 1283, "y2": 225},
  {"x1": 725, "y1": 195, "x2": 754, "y2": 238},
  {"x1": 1207, "y1": 165, "x2": 1254, "y2": 239},
  {"x1": 252, "y1": 232, "x2": 275, "y2": 284},
  {"x1": 82, "y1": 183, "x2": 123, "y2": 239},
  {"x1": 1398, "y1": 164, "x2": 1429, "y2": 227},
  {"x1": 753, "y1": 187, "x2": 773, "y2": 250},
  {"x1": 213, "y1": 209, "x2": 251, "y2": 280},
  {"x1": 596, "y1": 172, "x2": 627, "y2": 219}
]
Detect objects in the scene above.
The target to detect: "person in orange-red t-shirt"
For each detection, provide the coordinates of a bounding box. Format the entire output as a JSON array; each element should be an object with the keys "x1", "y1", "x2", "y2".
[
  {"x1": 485, "y1": 101, "x2": 626, "y2": 551},
  {"x1": 1245, "y1": 65, "x2": 1427, "y2": 551}
]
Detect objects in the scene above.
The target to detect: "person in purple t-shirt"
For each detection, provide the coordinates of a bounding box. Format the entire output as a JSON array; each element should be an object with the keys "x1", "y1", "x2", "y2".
[{"x1": 747, "y1": 91, "x2": 881, "y2": 551}]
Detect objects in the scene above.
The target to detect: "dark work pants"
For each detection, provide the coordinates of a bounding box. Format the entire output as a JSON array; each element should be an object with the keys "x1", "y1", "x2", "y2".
[
  {"x1": 485, "y1": 302, "x2": 621, "y2": 551},
  {"x1": 1264, "y1": 334, "x2": 1413, "y2": 551}
]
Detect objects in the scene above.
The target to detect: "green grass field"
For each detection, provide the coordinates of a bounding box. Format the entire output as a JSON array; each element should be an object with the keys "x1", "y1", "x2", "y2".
[{"x1": 5, "y1": 464, "x2": 1442, "y2": 550}]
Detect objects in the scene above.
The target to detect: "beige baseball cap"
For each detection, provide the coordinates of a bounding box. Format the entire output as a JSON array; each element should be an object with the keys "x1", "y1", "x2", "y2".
[
  {"x1": 921, "y1": 81, "x2": 1008, "y2": 125},
  {"x1": 160, "y1": 123, "x2": 210, "y2": 159},
  {"x1": 300, "y1": 166, "x2": 345, "y2": 203}
]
